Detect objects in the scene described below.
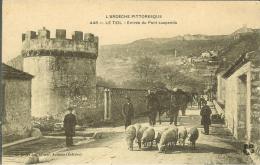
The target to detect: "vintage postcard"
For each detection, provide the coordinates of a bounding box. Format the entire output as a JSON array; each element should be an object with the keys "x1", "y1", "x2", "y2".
[{"x1": 1, "y1": 0, "x2": 260, "y2": 164}]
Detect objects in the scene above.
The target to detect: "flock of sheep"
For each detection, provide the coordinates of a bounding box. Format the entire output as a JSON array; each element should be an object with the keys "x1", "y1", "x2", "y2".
[{"x1": 125, "y1": 124, "x2": 199, "y2": 153}]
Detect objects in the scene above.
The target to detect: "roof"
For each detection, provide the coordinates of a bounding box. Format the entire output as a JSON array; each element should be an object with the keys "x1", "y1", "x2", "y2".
[
  {"x1": 2, "y1": 63, "x2": 33, "y2": 79},
  {"x1": 222, "y1": 51, "x2": 259, "y2": 79}
]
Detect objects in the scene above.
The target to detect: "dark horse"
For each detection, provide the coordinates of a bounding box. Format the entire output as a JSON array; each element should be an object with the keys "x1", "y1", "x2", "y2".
[
  {"x1": 176, "y1": 90, "x2": 190, "y2": 116},
  {"x1": 151, "y1": 88, "x2": 190, "y2": 125}
]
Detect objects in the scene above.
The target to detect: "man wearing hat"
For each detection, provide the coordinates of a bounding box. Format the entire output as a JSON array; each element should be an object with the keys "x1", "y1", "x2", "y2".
[
  {"x1": 147, "y1": 90, "x2": 160, "y2": 126},
  {"x1": 122, "y1": 96, "x2": 134, "y2": 129},
  {"x1": 200, "y1": 101, "x2": 212, "y2": 135},
  {"x1": 63, "y1": 107, "x2": 77, "y2": 146}
]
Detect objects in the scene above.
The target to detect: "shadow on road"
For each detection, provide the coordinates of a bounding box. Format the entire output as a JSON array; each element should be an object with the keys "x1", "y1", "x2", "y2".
[
  {"x1": 131, "y1": 143, "x2": 236, "y2": 154},
  {"x1": 162, "y1": 143, "x2": 236, "y2": 154},
  {"x1": 66, "y1": 132, "x2": 123, "y2": 151}
]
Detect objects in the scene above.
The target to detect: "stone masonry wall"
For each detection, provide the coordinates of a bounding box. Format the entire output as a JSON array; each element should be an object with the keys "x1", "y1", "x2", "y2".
[
  {"x1": 250, "y1": 63, "x2": 260, "y2": 144},
  {"x1": 225, "y1": 73, "x2": 238, "y2": 137},
  {"x1": 109, "y1": 88, "x2": 148, "y2": 121},
  {"x1": 2, "y1": 79, "x2": 32, "y2": 138},
  {"x1": 224, "y1": 62, "x2": 251, "y2": 140},
  {"x1": 217, "y1": 73, "x2": 226, "y2": 105},
  {"x1": 94, "y1": 86, "x2": 106, "y2": 122},
  {"x1": 23, "y1": 56, "x2": 97, "y2": 121},
  {"x1": 22, "y1": 28, "x2": 98, "y2": 123}
]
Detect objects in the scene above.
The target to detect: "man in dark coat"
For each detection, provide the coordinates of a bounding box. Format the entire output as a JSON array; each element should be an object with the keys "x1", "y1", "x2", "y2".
[
  {"x1": 169, "y1": 94, "x2": 179, "y2": 126},
  {"x1": 122, "y1": 96, "x2": 134, "y2": 129},
  {"x1": 63, "y1": 107, "x2": 77, "y2": 146},
  {"x1": 200, "y1": 101, "x2": 212, "y2": 135},
  {"x1": 147, "y1": 91, "x2": 160, "y2": 126}
]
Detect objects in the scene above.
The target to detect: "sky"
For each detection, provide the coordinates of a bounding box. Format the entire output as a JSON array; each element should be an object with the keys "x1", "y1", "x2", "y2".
[{"x1": 2, "y1": 0, "x2": 260, "y2": 62}]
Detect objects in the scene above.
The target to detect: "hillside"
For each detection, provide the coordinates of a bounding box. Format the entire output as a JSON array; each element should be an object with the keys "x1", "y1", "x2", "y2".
[
  {"x1": 218, "y1": 31, "x2": 260, "y2": 72},
  {"x1": 97, "y1": 28, "x2": 260, "y2": 91},
  {"x1": 97, "y1": 34, "x2": 233, "y2": 84}
]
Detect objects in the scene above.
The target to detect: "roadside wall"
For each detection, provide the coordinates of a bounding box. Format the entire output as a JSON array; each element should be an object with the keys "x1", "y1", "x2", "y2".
[
  {"x1": 96, "y1": 86, "x2": 148, "y2": 121},
  {"x1": 2, "y1": 79, "x2": 32, "y2": 140}
]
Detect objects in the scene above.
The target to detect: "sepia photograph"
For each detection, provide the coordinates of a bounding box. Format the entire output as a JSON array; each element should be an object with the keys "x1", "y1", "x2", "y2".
[{"x1": 1, "y1": 0, "x2": 260, "y2": 164}]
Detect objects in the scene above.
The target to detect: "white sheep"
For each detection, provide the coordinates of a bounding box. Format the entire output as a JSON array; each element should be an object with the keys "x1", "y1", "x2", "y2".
[
  {"x1": 155, "y1": 127, "x2": 169, "y2": 145},
  {"x1": 141, "y1": 127, "x2": 155, "y2": 148},
  {"x1": 168, "y1": 125, "x2": 178, "y2": 148},
  {"x1": 135, "y1": 125, "x2": 148, "y2": 149},
  {"x1": 178, "y1": 126, "x2": 188, "y2": 146},
  {"x1": 158, "y1": 127, "x2": 178, "y2": 152},
  {"x1": 125, "y1": 125, "x2": 136, "y2": 151},
  {"x1": 187, "y1": 127, "x2": 199, "y2": 149}
]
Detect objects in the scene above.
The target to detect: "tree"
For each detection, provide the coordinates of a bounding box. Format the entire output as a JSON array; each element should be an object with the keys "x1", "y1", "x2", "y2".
[
  {"x1": 133, "y1": 56, "x2": 160, "y2": 83},
  {"x1": 159, "y1": 65, "x2": 205, "y2": 93},
  {"x1": 96, "y1": 76, "x2": 117, "y2": 88}
]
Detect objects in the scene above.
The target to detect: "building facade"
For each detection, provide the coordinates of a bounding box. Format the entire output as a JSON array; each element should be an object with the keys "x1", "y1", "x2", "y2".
[
  {"x1": 216, "y1": 72, "x2": 226, "y2": 105},
  {"x1": 221, "y1": 51, "x2": 260, "y2": 144},
  {"x1": 2, "y1": 64, "x2": 33, "y2": 142}
]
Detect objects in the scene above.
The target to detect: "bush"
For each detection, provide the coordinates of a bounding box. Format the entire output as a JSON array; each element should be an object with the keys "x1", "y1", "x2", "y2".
[{"x1": 32, "y1": 116, "x2": 61, "y2": 132}]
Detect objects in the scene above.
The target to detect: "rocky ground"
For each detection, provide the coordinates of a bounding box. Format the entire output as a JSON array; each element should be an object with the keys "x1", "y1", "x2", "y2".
[{"x1": 3, "y1": 106, "x2": 253, "y2": 165}]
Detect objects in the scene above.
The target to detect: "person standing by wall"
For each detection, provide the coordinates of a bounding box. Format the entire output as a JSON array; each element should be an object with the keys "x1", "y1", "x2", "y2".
[
  {"x1": 169, "y1": 93, "x2": 179, "y2": 126},
  {"x1": 147, "y1": 90, "x2": 160, "y2": 126},
  {"x1": 200, "y1": 101, "x2": 212, "y2": 135},
  {"x1": 63, "y1": 107, "x2": 77, "y2": 147},
  {"x1": 122, "y1": 96, "x2": 134, "y2": 129}
]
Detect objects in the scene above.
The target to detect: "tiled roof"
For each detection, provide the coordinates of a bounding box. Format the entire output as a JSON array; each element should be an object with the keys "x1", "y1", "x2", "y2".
[
  {"x1": 2, "y1": 63, "x2": 33, "y2": 79},
  {"x1": 222, "y1": 51, "x2": 259, "y2": 79}
]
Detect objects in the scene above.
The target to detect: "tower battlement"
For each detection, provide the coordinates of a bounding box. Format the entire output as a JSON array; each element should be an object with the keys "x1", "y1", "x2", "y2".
[{"x1": 22, "y1": 27, "x2": 98, "y2": 59}]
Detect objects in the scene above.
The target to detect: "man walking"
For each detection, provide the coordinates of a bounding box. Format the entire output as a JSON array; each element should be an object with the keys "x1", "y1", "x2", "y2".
[
  {"x1": 122, "y1": 96, "x2": 134, "y2": 129},
  {"x1": 147, "y1": 90, "x2": 160, "y2": 126},
  {"x1": 169, "y1": 94, "x2": 179, "y2": 126},
  {"x1": 63, "y1": 107, "x2": 77, "y2": 147},
  {"x1": 200, "y1": 101, "x2": 212, "y2": 135}
]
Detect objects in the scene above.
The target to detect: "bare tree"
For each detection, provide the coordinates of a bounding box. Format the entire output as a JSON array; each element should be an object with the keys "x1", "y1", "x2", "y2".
[{"x1": 133, "y1": 56, "x2": 160, "y2": 83}]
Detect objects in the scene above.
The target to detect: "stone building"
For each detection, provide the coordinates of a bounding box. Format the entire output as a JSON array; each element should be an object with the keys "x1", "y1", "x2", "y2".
[
  {"x1": 20, "y1": 27, "x2": 98, "y2": 121},
  {"x1": 7, "y1": 27, "x2": 150, "y2": 125},
  {"x1": 216, "y1": 71, "x2": 226, "y2": 105},
  {"x1": 2, "y1": 63, "x2": 33, "y2": 142},
  {"x1": 218, "y1": 50, "x2": 260, "y2": 145},
  {"x1": 97, "y1": 86, "x2": 148, "y2": 121}
]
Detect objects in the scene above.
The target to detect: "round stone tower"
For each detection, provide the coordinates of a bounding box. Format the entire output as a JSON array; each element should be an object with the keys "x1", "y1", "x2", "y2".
[{"x1": 21, "y1": 27, "x2": 98, "y2": 121}]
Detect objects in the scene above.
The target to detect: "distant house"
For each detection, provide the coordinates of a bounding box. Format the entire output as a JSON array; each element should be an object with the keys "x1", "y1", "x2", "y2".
[
  {"x1": 209, "y1": 50, "x2": 218, "y2": 57},
  {"x1": 232, "y1": 25, "x2": 255, "y2": 40},
  {"x1": 201, "y1": 51, "x2": 211, "y2": 58},
  {"x1": 2, "y1": 63, "x2": 33, "y2": 142},
  {"x1": 218, "y1": 51, "x2": 260, "y2": 144},
  {"x1": 201, "y1": 51, "x2": 218, "y2": 58}
]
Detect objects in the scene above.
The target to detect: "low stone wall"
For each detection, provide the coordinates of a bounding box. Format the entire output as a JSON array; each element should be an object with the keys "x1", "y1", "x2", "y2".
[
  {"x1": 110, "y1": 88, "x2": 148, "y2": 121},
  {"x1": 96, "y1": 86, "x2": 148, "y2": 122}
]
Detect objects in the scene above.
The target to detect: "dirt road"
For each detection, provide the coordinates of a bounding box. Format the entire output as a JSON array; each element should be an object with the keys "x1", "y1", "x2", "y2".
[{"x1": 39, "y1": 107, "x2": 252, "y2": 165}]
